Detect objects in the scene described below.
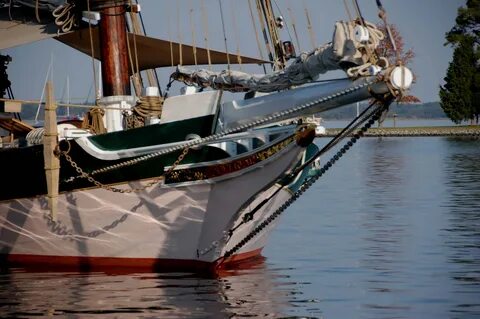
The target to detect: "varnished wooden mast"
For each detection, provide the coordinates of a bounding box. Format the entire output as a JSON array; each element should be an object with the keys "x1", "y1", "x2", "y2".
[{"x1": 99, "y1": 5, "x2": 131, "y2": 97}]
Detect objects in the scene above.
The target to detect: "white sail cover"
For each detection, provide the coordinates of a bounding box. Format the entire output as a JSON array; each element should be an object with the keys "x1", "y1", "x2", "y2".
[{"x1": 172, "y1": 20, "x2": 384, "y2": 92}]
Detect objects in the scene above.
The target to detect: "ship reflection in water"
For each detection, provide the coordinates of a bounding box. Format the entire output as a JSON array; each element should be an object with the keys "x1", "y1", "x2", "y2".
[
  {"x1": 0, "y1": 258, "x2": 305, "y2": 318},
  {"x1": 1, "y1": 136, "x2": 479, "y2": 319}
]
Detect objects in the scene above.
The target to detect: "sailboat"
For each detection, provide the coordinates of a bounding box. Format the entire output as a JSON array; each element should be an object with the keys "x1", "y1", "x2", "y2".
[{"x1": 0, "y1": 0, "x2": 413, "y2": 272}]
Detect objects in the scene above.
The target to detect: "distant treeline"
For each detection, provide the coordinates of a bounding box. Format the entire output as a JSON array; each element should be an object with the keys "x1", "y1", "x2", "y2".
[{"x1": 321, "y1": 102, "x2": 447, "y2": 120}]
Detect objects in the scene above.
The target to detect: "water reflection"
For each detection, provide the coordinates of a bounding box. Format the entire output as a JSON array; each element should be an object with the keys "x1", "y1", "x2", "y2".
[
  {"x1": 0, "y1": 262, "x2": 302, "y2": 318},
  {"x1": 442, "y1": 138, "x2": 480, "y2": 318},
  {"x1": 360, "y1": 139, "x2": 410, "y2": 316}
]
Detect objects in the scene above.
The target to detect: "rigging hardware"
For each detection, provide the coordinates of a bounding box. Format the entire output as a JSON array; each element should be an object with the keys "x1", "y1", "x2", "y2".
[{"x1": 222, "y1": 98, "x2": 393, "y2": 259}]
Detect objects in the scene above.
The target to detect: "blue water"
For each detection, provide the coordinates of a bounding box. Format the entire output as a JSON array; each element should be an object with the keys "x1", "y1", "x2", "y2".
[{"x1": 1, "y1": 135, "x2": 479, "y2": 318}]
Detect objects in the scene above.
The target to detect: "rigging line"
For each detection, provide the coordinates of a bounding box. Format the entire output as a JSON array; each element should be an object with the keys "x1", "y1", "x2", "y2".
[
  {"x1": 261, "y1": 0, "x2": 283, "y2": 69},
  {"x1": 189, "y1": 6, "x2": 198, "y2": 66},
  {"x1": 86, "y1": 0, "x2": 98, "y2": 102},
  {"x1": 167, "y1": 10, "x2": 174, "y2": 68},
  {"x1": 231, "y1": 0, "x2": 242, "y2": 69},
  {"x1": 200, "y1": 0, "x2": 212, "y2": 68},
  {"x1": 133, "y1": 0, "x2": 162, "y2": 94},
  {"x1": 8, "y1": 0, "x2": 12, "y2": 20},
  {"x1": 255, "y1": 0, "x2": 274, "y2": 66},
  {"x1": 273, "y1": 0, "x2": 294, "y2": 49},
  {"x1": 35, "y1": 0, "x2": 41, "y2": 23},
  {"x1": 129, "y1": 6, "x2": 146, "y2": 85},
  {"x1": 351, "y1": 0, "x2": 376, "y2": 64},
  {"x1": 125, "y1": 17, "x2": 142, "y2": 96},
  {"x1": 342, "y1": 0, "x2": 353, "y2": 21},
  {"x1": 303, "y1": 0, "x2": 316, "y2": 49},
  {"x1": 128, "y1": 0, "x2": 142, "y2": 95},
  {"x1": 287, "y1": 1, "x2": 302, "y2": 53},
  {"x1": 218, "y1": 0, "x2": 231, "y2": 71},
  {"x1": 351, "y1": 0, "x2": 365, "y2": 27},
  {"x1": 227, "y1": 99, "x2": 385, "y2": 238},
  {"x1": 375, "y1": 0, "x2": 399, "y2": 60},
  {"x1": 248, "y1": 0, "x2": 265, "y2": 62},
  {"x1": 176, "y1": 1, "x2": 183, "y2": 66}
]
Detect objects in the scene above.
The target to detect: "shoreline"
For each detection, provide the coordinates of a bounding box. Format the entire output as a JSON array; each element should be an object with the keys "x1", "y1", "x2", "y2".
[{"x1": 322, "y1": 126, "x2": 480, "y2": 137}]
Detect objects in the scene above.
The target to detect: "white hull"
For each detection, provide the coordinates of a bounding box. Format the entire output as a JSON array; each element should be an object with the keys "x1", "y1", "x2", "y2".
[{"x1": 0, "y1": 141, "x2": 301, "y2": 270}]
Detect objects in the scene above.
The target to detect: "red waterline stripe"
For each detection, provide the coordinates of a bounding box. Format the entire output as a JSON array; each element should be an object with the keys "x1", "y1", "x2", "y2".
[{"x1": 2, "y1": 249, "x2": 263, "y2": 274}]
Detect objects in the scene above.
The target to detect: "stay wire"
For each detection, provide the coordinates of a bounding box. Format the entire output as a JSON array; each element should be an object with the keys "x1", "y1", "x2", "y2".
[
  {"x1": 223, "y1": 98, "x2": 392, "y2": 257},
  {"x1": 229, "y1": 98, "x2": 385, "y2": 233},
  {"x1": 218, "y1": 0, "x2": 231, "y2": 72}
]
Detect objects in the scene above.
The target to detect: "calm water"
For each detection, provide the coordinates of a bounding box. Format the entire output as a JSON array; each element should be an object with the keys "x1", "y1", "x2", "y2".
[{"x1": 1, "y1": 134, "x2": 479, "y2": 318}]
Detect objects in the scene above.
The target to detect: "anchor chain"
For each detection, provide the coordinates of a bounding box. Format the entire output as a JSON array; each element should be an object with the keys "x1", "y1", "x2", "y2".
[
  {"x1": 59, "y1": 142, "x2": 190, "y2": 193},
  {"x1": 222, "y1": 102, "x2": 389, "y2": 258},
  {"x1": 86, "y1": 79, "x2": 377, "y2": 176}
]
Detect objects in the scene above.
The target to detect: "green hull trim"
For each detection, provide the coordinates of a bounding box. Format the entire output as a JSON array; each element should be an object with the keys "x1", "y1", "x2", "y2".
[{"x1": 88, "y1": 115, "x2": 215, "y2": 151}]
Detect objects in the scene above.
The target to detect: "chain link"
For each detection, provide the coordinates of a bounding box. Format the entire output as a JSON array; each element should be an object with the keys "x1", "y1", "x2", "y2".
[
  {"x1": 86, "y1": 80, "x2": 377, "y2": 177},
  {"x1": 60, "y1": 144, "x2": 189, "y2": 194},
  {"x1": 222, "y1": 104, "x2": 388, "y2": 258}
]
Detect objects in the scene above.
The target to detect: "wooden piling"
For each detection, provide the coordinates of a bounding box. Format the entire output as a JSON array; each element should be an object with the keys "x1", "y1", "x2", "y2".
[{"x1": 43, "y1": 81, "x2": 59, "y2": 221}]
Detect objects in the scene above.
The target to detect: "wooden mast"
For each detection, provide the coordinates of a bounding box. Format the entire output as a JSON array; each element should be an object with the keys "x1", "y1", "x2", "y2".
[
  {"x1": 99, "y1": 5, "x2": 130, "y2": 97},
  {"x1": 258, "y1": 0, "x2": 286, "y2": 69}
]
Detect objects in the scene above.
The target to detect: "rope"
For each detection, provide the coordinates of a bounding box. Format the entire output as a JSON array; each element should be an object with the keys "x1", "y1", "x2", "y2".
[
  {"x1": 124, "y1": 95, "x2": 164, "y2": 129},
  {"x1": 303, "y1": 0, "x2": 316, "y2": 49},
  {"x1": 231, "y1": 1, "x2": 243, "y2": 69},
  {"x1": 255, "y1": 0, "x2": 274, "y2": 65},
  {"x1": 218, "y1": 0, "x2": 231, "y2": 72},
  {"x1": 81, "y1": 107, "x2": 106, "y2": 134},
  {"x1": 167, "y1": 11, "x2": 174, "y2": 68},
  {"x1": 129, "y1": 2, "x2": 141, "y2": 80},
  {"x1": 221, "y1": 100, "x2": 392, "y2": 259},
  {"x1": 263, "y1": 0, "x2": 284, "y2": 68},
  {"x1": 52, "y1": 2, "x2": 76, "y2": 33},
  {"x1": 200, "y1": 0, "x2": 212, "y2": 68},
  {"x1": 35, "y1": 0, "x2": 41, "y2": 23},
  {"x1": 125, "y1": 19, "x2": 142, "y2": 96},
  {"x1": 343, "y1": 0, "x2": 353, "y2": 21},
  {"x1": 86, "y1": 0, "x2": 98, "y2": 102},
  {"x1": 87, "y1": 79, "x2": 378, "y2": 177},
  {"x1": 176, "y1": 1, "x2": 183, "y2": 66},
  {"x1": 287, "y1": 3, "x2": 302, "y2": 53},
  {"x1": 248, "y1": 0, "x2": 265, "y2": 62},
  {"x1": 0, "y1": 97, "x2": 128, "y2": 111},
  {"x1": 133, "y1": 96, "x2": 163, "y2": 117},
  {"x1": 189, "y1": 7, "x2": 198, "y2": 66},
  {"x1": 375, "y1": 0, "x2": 399, "y2": 62}
]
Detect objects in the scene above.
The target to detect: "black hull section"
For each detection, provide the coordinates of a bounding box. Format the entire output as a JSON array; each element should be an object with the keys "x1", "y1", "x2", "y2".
[{"x1": 0, "y1": 115, "x2": 229, "y2": 201}]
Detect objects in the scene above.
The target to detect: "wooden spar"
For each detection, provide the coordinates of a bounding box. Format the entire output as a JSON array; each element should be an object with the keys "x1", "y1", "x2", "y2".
[
  {"x1": 258, "y1": 0, "x2": 286, "y2": 69},
  {"x1": 43, "y1": 81, "x2": 59, "y2": 221},
  {"x1": 99, "y1": 5, "x2": 130, "y2": 97}
]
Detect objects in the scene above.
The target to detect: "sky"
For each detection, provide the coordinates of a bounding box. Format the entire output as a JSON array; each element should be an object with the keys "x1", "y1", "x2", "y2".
[{"x1": 2, "y1": 0, "x2": 466, "y2": 103}]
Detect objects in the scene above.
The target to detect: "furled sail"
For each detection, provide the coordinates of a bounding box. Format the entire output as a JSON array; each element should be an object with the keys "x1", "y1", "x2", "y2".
[
  {"x1": 0, "y1": 0, "x2": 63, "y2": 49},
  {"x1": 3, "y1": 0, "x2": 64, "y2": 10},
  {"x1": 172, "y1": 21, "x2": 385, "y2": 93},
  {"x1": 56, "y1": 28, "x2": 268, "y2": 73}
]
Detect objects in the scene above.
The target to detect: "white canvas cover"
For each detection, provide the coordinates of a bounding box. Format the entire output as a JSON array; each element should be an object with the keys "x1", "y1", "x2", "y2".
[{"x1": 173, "y1": 20, "x2": 384, "y2": 92}]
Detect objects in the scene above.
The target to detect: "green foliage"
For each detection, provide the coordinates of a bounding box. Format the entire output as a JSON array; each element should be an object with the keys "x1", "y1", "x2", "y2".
[
  {"x1": 440, "y1": 1, "x2": 480, "y2": 124},
  {"x1": 446, "y1": 0, "x2": 480, "y2": 46}
]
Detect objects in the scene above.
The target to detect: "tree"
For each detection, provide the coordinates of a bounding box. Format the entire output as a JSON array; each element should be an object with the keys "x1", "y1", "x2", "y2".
[
  {"x1": 440, "y1": 0, "x2": 480, "y2": 124},
  {"x1": 440, "y1": 37, "x2": 478, "y2": 123}
]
